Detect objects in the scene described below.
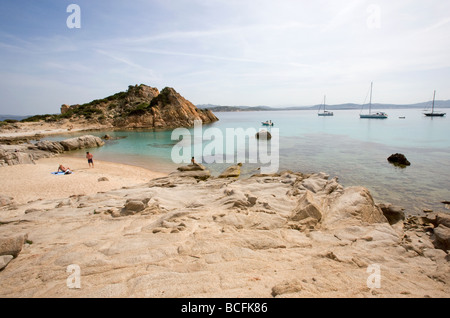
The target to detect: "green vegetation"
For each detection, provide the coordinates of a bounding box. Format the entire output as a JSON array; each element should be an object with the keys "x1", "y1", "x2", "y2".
[
  {"x1": 16, "y1": 85, "x2": 165, "y2": 123},
  {"x1": 21, "y1": 114, "x2": 58, "y2": 122},
  {"x1": 150, "y1": 87, "x2": 171, "y2": 108},
  {"x1": 127, "y1": 103, "x2": 152, "y2": 116}
]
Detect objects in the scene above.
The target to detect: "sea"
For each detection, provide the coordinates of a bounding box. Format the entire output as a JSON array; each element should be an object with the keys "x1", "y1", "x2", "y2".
[{"x1": 44, "y1": 108, "x2": 450, "y2": 215}]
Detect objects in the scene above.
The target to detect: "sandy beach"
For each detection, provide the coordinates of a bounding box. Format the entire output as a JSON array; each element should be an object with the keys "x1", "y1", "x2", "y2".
[{"x1": 0, "y1": 156, "x2": 167, "y2": 205}]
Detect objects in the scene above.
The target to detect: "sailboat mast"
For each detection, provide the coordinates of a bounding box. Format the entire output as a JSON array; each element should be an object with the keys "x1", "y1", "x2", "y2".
[
  {"x1": 324, "y1": 95, "x2": 326, "y2": 112},
  {"x1": 432, "y1": 90, "x2": 436, "y2": 114},
  {"x1": 369, "y1": 82, "x2": 373, "y2": 115}
]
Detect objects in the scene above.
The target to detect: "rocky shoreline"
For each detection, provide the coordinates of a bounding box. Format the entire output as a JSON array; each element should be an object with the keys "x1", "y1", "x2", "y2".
[
  {"x1": 0, "y1": 135, "x2": 105, "y2": 167},
  {"x1": 0, "y1": 164, "x2": 448, "y2": 297}
]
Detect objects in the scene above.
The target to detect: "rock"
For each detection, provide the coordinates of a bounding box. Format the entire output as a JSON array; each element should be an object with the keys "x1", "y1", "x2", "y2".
[
  {"x1": 301, "y1": 176, "x2": 328, "y2": 194},
  {"x1": 169, "y1": 170, "x2": 211, "y2": 181},
  {"x1": 323, "y1": 187, "x2": 388, "y2": 227},
  {"x1": 0, "y1": 150, "x2": 35, "y2": 166},
  {"x1": 271, "y1": 280, "x2": 303, "y2": 297},
  {"x1": 115, "y1": 86, "x2": 219, "y2": 129},
  {"x1": 0, "y1": 234, "x2": 28, "y2": 258},
  {"x1": 59, "y1": 135, "x2": 105, "y2": 151},
  {"x1": 35, "y1": 140, "x2": 65, "y2": 153},
  {"x1": 387, "y1": 153, "x2": 411, "y2": 167},
  {"x1": 379, "y1": 203, "x2": 406, "y2": 225},
  {"x1": 218, "y1": 163, "x2": 243, "y2": 178},
  {"x1": 60, "y1": 104, "x2": 70, "y2": 114},
  {"x1": 433, "y1": 225, "x2": 450, "y2": 250},
  {"x1": 0, "y1": 255, "x2": 14, "y2": 270},
  {"x1": 290, "y1": 191, "x2": 322, "y2": 223},
  {"x1": 24, "y1": 208, "x2": 42, "y2": 214},
  {"x1": 98, "y1": 177, "x2": 109, "y2": 182},
  {"x1": 177, "y1": 163, "x2": 206, "y2": 172},
  {"x1": 0, "y1": 195, "x2": 14, "y2": 207},
  {"x1": 423, "y1": 248, "x2": 447, "y2": 262},
  {"x1": 256, "y1": 130, "x2": 272, "y2": 140},
  {"x1": 436, "y1": 213, "x2": 450, "y2": 228},
  {"x1": 122, "y1": 198, "x2": 150, "y2": 215}
]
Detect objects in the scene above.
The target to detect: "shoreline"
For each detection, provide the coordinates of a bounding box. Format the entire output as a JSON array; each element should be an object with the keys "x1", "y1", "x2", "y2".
[{"x1": 0, "y1": 156, "x2": 168, "y2": 205}]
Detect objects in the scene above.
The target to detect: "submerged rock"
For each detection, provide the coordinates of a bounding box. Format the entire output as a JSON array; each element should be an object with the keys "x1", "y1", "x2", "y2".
[
  {"x1": 388, "y1": 153, "x2": 411, "y2": 167},
  {"x1": 256, "y1": 130, "x2": 272, "y2": 140}
]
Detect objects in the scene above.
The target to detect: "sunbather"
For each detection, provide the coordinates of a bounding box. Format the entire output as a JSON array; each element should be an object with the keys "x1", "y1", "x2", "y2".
[{"x1": 58, "y1": 164, "x2": 72, "y2": 174}]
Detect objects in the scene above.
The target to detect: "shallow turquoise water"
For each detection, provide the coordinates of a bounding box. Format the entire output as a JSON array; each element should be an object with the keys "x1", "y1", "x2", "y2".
[{"x1": 47, "y1": 109, "x2": 450, "y2": 215}]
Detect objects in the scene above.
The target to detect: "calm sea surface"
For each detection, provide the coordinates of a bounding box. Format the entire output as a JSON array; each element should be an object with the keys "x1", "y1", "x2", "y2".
[{"x1": 46, "y1": 109, "x2": 450, "y2": 215}]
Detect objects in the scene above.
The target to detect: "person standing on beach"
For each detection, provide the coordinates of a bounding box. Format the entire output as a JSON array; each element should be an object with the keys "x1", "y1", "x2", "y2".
[{"x1": 86, "y1": 152, "x2": 94, "y2": 168}]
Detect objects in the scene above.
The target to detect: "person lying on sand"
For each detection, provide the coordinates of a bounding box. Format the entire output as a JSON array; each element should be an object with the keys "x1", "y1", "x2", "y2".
[{"x1": 58, "y1": 164, "x2": 72, "y2": 174}]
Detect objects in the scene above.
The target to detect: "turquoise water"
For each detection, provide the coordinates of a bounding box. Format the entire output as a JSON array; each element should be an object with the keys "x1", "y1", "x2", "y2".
[{"x1": 46, "y1": 109, "x2": 450, "y2": 215}]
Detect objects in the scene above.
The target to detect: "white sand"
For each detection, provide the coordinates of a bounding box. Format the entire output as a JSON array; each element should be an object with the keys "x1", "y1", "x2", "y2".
[{"x1": 0, "y1": 156, "x2": 167, "y2": 204}]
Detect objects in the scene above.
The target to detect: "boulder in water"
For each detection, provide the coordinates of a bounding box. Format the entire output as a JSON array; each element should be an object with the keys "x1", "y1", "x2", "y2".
[{"x1": 388, "y1": 153, "x2": 411, "y2": 167}]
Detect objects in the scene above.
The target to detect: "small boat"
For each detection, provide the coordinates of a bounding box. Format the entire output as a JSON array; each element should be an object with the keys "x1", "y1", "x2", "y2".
[
  {"x1": 424, "y1": 90, "x2": 446, "y2": 117},
  {"x1": 360, "y1": 82, "x2": 388, "y2": 119},
  {"x1": 399, "y1": 116, "x2": 406, "y2": 119},
  {"x1": 318, "y1": 95, "x2": 334, "y2": 117},
  {"x1": 262, "y1": 120, "x2": 274, "y2": 126}
]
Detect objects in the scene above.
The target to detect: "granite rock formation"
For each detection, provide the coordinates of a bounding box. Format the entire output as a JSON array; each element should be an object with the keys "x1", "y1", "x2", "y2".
[
  {"x1": 0, "y1": 135, "x2": 105, "y2": 167},
  {"x1": 60, "y1": 85, "x2": 219, "y2": 130},
  {"x1": 0, "y1": 169, "x2": 448, "y2": 297}
]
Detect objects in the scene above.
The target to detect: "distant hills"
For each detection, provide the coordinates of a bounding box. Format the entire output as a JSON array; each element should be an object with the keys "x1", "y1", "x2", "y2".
[
  {"x1": 197, "y1": 100, "x2": 450, "y2": 112},
  {"x1": 2, "y1": 99, "x2": 450, "y2": 120},
  {"x1": 0, "y1": 115, "x2": 29, "y2": 122}
]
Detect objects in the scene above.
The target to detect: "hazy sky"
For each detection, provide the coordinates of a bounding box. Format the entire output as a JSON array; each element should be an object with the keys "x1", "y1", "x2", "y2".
[{"x1": 1, "y1": 0, "x2": 450, "y2": 115}]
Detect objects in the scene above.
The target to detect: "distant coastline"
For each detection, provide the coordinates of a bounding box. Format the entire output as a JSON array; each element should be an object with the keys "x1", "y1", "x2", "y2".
[
  {"x1": 3, "y1": 100, "x2": 450, "y2": 119},
  {"x1": 197, "y1": 100, "x2": 450, "y2": 112}
]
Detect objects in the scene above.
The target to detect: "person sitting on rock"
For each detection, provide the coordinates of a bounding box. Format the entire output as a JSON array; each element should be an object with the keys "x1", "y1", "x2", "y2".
[{"x1": 58, "y1": 164, "x2": 72, "y2": 174}]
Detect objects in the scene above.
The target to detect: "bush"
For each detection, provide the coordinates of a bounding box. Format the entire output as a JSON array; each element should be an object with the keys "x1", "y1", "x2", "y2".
[
  {"x1": 21, "y1": 114, "x2": 57, "y2": 122},
  {"x1": 3, "y1": 119, "x2": 18, "y2": 123},
  {"x1": 150, "y1": 88, "x2": 171, "y2": 108},
  {"x1": 127, "y1": 103, "x2": 151, "y2": 116}
]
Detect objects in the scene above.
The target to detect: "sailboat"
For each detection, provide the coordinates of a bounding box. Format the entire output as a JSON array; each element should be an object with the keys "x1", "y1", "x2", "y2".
[
  {"x1": 424, "y1": 90, "x2": 446, "y2": 117},
  {"x1": 360, "y1": 82, "x2": 388, "y2": 119},
  {"x1": 318, "y1": 95, "x2": 334, "y2": 117}
]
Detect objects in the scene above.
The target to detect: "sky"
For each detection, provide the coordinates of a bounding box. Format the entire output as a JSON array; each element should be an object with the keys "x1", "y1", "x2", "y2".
[{"x1": 0, "y1": 0, "x2": 450, "y2": 115}]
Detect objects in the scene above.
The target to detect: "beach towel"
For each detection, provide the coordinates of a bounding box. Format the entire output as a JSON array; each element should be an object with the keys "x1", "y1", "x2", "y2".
[{"x1": 51, "y1": 171, "x2": 73, "y2": 175}]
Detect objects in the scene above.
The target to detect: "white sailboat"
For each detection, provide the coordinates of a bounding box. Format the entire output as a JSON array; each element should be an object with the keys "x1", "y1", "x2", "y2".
[
  {"x1": 424, "y1": 90, "x2": 446, "y2": 117},
  {"x1": 318, "y1": 95, "x2": 333, "y2": 117},
  {"x1": 360, "y1": 82, "x2": 388, "y2": 119}
]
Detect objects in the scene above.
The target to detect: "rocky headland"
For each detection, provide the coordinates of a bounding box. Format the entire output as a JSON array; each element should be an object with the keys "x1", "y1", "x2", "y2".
[
  {"x1": 0, "y1": 84, "x2": 219, "y2": 140},
  {"x1": 1, "y1": 165, "x2": 449, "y2": 298}
]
